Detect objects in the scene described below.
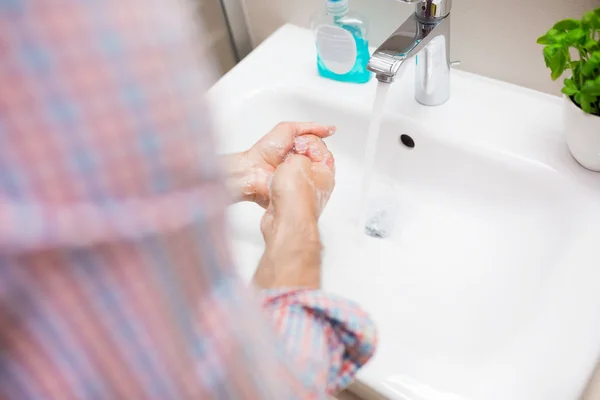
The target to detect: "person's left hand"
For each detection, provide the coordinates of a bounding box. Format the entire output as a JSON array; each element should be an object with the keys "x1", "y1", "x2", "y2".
[{"x1": 225, "y1": 122, "x2": 335, "y2": 208}]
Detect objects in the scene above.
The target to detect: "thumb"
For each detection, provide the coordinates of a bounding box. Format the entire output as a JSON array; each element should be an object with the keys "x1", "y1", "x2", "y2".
[
  {"x1": 269, "y1": 154, "x2": 317, "y2": 218},
  {"x1": 284, "y1": 153, "x2": 312, "y2": 171},
  {"x1": 269, "y1": 154, "x2": 312, "y2": 198},
  {"x1": 273, "y1": 154, "x2": 312, "y2": 190}
]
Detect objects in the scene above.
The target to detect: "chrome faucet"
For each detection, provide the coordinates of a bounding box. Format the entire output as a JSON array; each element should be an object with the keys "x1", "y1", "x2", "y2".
[{"x1": 367, "y1": 0, "x2": 452, "y2": 106}]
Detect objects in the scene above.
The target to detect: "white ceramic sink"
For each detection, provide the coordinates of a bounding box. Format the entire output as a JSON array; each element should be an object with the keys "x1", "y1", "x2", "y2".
[{"x1": 208, "y1": 25, "x2": 600, "y2": 400}]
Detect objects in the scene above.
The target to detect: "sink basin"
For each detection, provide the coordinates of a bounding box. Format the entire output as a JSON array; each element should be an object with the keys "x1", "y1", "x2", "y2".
[{"x1": 208, "y1": 24, "x2": 600, "y2": 400}]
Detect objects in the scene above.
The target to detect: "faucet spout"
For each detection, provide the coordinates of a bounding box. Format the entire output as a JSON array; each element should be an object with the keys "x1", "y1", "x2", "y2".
[
  {"x1": 367, "y1": 14, "x2": 426, "y2": 81},
  {"x1": 367, "y1": 0, "x2": 452, "y2": 106}
]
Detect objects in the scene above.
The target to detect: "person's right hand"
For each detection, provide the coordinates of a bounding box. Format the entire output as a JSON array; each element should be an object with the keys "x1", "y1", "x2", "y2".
[{"x1": 260, "y1": 134, "x2": 335, "y2": 244}]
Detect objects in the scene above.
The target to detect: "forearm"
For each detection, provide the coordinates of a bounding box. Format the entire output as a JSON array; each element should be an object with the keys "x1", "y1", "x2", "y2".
[{"x1": 253, "y1": 219, "x2": 322, "y2": 289}]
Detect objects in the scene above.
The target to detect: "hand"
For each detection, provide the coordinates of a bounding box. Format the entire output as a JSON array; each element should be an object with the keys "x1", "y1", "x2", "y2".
[
  {"x1": 262, "y1": 135, "x2": 335, "y2": 233},
  {"x1": 253, "y1": 135, "x2": 335, "y2": 290},
  {"x1": 225, "y1": 122, "x2": 335, "y2": 208}
]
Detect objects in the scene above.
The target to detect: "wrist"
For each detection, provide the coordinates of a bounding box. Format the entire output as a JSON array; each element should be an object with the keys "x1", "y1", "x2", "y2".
[
  {"x1": 224, "y1": 151, "x2": 256, "y2": 204},
  {"x1": 254, "y1": 216, "x2": 322, "y2": 290},
  {"x1": 267, "y1": 216, "x2": 320, "y2": 251}
]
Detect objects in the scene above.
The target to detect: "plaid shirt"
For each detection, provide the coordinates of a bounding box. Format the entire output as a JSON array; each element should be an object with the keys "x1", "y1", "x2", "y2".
[{"x1": 0, "y1": 0, "x2": 376, "y2": 399}]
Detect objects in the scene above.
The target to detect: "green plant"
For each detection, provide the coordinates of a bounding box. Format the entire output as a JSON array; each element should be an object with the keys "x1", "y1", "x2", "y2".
[{"x1": 537, "y1": 8, "x2": 600, "y2": 116}]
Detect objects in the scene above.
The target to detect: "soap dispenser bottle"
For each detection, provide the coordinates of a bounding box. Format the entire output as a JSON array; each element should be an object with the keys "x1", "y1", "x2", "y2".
[{"x1": 310, "y1": 0, "x2": 371, "y2": 83}]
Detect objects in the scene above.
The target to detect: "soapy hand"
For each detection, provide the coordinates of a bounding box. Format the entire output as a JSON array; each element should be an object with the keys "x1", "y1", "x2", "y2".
[
  {"x1": 226, "y1": 122, "x2": 335, "y2": 208},
  {"x1": 260, "y1": 134, "x2": 335, "y2": 243}
]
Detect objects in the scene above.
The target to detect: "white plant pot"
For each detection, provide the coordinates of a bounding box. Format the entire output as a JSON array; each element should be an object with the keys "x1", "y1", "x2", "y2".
[{"x1": 564, "y1": 95, "x2": 600, "y2": 172}]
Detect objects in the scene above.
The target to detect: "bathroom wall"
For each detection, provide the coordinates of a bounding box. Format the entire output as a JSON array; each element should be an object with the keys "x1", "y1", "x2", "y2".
[
  {"x1": 193, "y1": 0, "x2": 237, "y2": 81},
  {"x1": 239, "y1": 0, "x2": 599, "y2": 95}
]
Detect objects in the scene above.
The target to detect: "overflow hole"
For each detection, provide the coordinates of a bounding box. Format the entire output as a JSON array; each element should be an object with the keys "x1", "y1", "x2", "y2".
[{"x1": 400, "y1": 134, "x2": 415, "y2": 149}]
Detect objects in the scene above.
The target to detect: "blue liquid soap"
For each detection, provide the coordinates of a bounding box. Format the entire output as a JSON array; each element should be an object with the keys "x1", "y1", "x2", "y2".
[{"x1": 311, "y1": 0, "x2": 371, "y2": 83}]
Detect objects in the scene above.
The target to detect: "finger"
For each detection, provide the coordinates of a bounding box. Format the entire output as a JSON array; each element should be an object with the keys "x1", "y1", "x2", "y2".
[
  {"x1": 289, "y1": 122, "x2": 336, "y2": 138},
  {"x1": 272, "y1": 154, "x2": 310, "y2": 189},
  {"x1": 288, "y1": 153, "x2": 334, "y2": 196},
  {"x1": 269, "y1": 122, "x2": 335, "y2": 144},
  {"x1": 294, "y1": 135, "x2": 335, "y2": 174},
  {"x1": 274, "y1": 154, "x2": 332, "y2": 218},
  {"x1": 257, "y1": 122, "x2": 336, "y2": 167},
  {"x1": 283, "y1": 153, "x2": 312, "y2": 171},
  {"x1": 276, "y1": 155, "x2": 313, "y2": 190},
  {"x1": 311, "y1": 162, "x2": 335, "y2": 192}
]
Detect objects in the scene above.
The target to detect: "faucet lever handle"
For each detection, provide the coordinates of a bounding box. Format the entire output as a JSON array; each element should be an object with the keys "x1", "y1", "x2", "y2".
[{"x1": 396, "y1": 0, "x2": 452, "y2": 19}]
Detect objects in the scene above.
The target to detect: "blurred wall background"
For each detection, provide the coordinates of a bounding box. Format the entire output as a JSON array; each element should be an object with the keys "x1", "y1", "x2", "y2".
[{"x1": 193, "y1": 0, "x2": 237, "y2": 82}]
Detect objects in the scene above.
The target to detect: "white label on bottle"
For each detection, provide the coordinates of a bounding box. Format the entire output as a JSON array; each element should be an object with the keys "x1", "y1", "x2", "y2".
[{"x1": 316, "y1": 25, "x2": 356, "y2": 75}]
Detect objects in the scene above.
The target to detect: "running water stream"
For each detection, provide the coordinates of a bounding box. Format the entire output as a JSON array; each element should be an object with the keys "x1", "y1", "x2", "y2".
[{"x1": 358, "y1": 80, "x2": 391, "y2": 236}]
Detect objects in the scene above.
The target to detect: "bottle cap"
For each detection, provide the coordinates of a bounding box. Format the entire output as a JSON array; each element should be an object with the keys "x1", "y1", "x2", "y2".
[{"x1": 327, "y1": 0, "x2": 349, "y2": 16}]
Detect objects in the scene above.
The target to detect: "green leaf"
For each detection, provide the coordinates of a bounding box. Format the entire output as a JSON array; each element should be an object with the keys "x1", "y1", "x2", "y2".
[
  {"x1": 565, "y1": 78, "x2": 577, "y2": 89},
  {"x1": 579, "y1": 93, "x2": 593, "y2": 114},
  {"x1": 562, "y1": 87, "x2": 578, "y2": 96},
  {"x1": 537, "y1": 29, "x2": 562, "y2": 45},
  {"x1": 563, "y1": 78, "x2": 579, "y2": 96},
  {"x1": 543, "y1": 46, "x2": 568, "y2": 80},
  {"x1": 553, "y1": 19, "x2": 581, "y2": 31},
  {"x1": 543, "y1": 45, "x2": 557, "y2": 68},
  {"x1": 583, "y1": 39, "x2": 598, "y2": 52},
  {"x1": 581, "y1": 76, "x2": 600, "y2": 95},
  {"x1": 583, "y1": 10, "x2": 600, "y2": 29},
  {"x1": 566, "y1": 28, "x2": 587, "y2": 45},
  {"x1": 581, "y1": 52, "x2": 600, "y2": 77},
  {"x1": 573, "y1": 61, "x2": 582, "y2": 83}
]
